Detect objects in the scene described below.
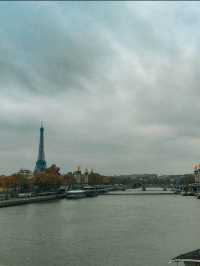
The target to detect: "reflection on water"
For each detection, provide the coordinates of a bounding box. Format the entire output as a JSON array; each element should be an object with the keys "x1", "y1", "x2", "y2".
[{"x1": 0, "y1": 193, "x2": 199, "y2": 266}]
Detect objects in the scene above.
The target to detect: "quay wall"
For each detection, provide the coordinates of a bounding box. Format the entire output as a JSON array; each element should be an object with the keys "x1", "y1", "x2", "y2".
[
  {"x1": 105, "y1": 192, "x2": 175, "y2": 196},
  {"x1": 0, "y1": 194, "x2": 65, "y2": 208}
]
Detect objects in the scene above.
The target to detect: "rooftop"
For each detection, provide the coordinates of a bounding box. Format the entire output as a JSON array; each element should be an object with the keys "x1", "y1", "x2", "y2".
[{"x1": 170, "y1": 249, "x2": 200, "y2": 263}]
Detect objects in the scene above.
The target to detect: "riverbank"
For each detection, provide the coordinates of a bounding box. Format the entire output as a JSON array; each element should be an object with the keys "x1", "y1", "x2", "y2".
[
  {"x1": 0, "y1": 194, "x2": 65, "y2": 208},
  {"x1": 106, "y1": 192, "x2": 174, "y2": 195},
  {"x1": 0, "y1": 189, "x2": 180, "y2": 208}
]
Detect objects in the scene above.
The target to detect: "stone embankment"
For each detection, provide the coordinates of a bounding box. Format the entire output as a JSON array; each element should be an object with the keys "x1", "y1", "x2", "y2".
[
  {"x1": 0, "y1": 194, "x2": 65, "y2": 208},
  {"x1": 106, "y1": 189, "x2": 174, "y2": 196}
]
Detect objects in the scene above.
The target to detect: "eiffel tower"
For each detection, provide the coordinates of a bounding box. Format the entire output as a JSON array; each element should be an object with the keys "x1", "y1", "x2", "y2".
[{"x1": 34, "y1": 123, "x2": 47, "y2": 174}]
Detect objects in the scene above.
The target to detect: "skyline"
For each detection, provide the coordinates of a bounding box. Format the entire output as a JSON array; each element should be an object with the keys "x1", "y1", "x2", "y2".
[{"x1": 0, "y1": 2, "x2": 200, "y2": 175}]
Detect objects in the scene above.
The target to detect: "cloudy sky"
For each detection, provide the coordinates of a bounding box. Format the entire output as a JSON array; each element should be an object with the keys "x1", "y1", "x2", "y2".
[{"x1": 1, "y1": 2, "x2": 200, "y2": 175}]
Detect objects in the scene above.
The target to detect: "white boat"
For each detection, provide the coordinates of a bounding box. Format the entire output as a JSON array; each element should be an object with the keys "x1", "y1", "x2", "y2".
[
  {"x1": 17, "y1": 192, "x2": 32, "y2": 198},
  {"x1": 65, "y1": 190, "x2": 86, "y2": 199}
]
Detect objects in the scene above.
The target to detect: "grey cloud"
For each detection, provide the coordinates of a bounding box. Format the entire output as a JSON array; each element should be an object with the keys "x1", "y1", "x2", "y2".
[{"x1": 0, "y1": 2, "x2": 200, "y2": 174}]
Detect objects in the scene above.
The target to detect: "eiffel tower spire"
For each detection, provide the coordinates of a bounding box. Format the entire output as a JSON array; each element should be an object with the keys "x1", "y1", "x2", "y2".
[{"x1": 34, "y1": 123, "x2": 47, "y2": 174}]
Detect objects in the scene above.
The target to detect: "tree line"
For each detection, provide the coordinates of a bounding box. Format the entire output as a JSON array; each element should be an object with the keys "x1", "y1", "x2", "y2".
[{"x1": 0, "y1": 164, "x2": 112, "y2": 195}]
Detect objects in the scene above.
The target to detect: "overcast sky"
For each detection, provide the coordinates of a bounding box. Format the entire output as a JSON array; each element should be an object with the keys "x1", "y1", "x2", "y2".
[{"x1": 1, "y1": 2, "x2": 200, "y2": 175}]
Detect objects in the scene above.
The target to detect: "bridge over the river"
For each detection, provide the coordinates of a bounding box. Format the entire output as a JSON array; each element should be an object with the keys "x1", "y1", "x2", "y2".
[{"x1": 106, "y1": 188, "x2": 174, "y2": 196}]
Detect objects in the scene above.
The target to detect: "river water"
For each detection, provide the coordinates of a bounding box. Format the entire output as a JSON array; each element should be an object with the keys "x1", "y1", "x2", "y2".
[{"x1": 0, "y1": 192, "x2": 200, "y2": 266}]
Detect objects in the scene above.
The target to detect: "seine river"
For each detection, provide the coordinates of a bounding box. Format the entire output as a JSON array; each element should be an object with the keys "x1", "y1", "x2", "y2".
[{"x1": 0, "y1": 192, "x2": 200, "y2": 266}]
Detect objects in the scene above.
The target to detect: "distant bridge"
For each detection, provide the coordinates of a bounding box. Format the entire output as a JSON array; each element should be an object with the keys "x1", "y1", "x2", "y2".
[{"x1": 106, "y1": 188, "x2": 174, "y2": 196}]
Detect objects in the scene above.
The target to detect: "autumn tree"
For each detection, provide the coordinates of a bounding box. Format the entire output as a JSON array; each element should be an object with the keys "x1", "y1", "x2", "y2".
[{"x1": 33, "y1": 164, "x2": 62, "y2": 191}]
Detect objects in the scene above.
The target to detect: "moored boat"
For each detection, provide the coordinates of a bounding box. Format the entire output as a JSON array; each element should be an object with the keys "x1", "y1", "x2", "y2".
[
  {"x1": 174, "y1": 190, "x2": 181, "y2": 194},
  {"x1": 181, "y1": 191, "x2": 189, "y2": 196},
  {"x1": 94, "y1": 185, "x2": 108, "y2": 194},
  {"x1": 196, "y1": 193, "x2": 200, "y2": 199},
  {"x1": 83, "y1": 186, "x2": 98, "y2": 197},
  {"x1": 65, "y1": 190, "x2": 86, "y2": 199},
  {"x1": 188, "y1": 191, "x2": 195, "y2": 196}
]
